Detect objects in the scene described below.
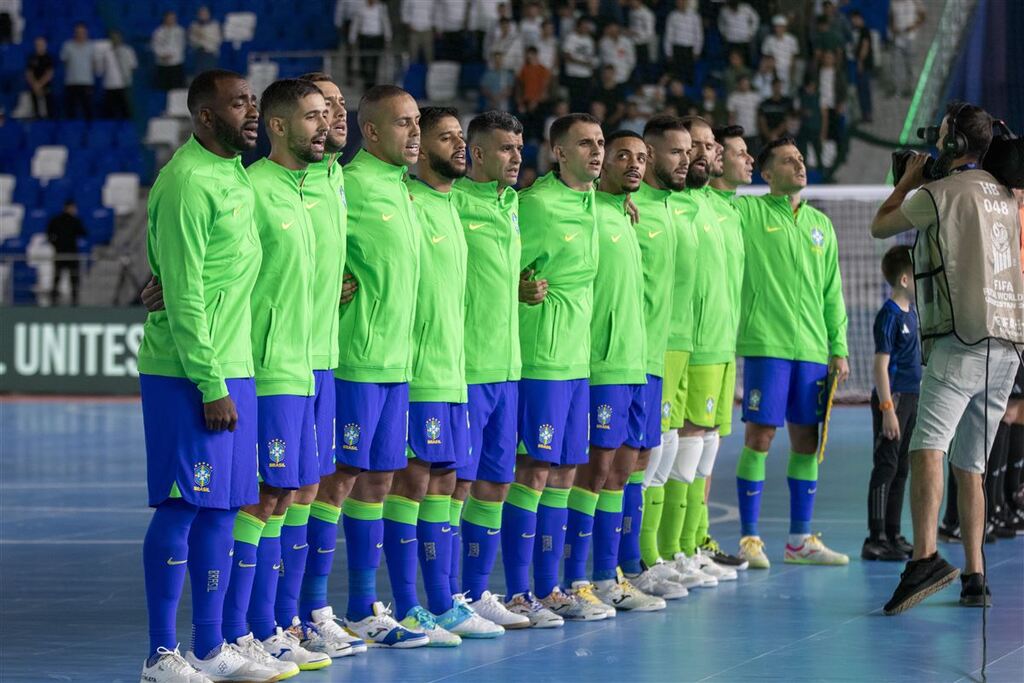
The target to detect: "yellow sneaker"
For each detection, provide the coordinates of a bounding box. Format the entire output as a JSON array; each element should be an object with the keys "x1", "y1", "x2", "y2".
[{"x1": 739, "y1": 536, "x2": 771, "y2": 569}]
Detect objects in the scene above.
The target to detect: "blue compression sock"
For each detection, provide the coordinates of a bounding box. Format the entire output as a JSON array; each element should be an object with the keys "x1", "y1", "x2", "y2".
[
  {"x1": 417, "y1": 494, "x2": 453, "y2": 614},
  {"x1": 187, "y1": 507, "x2": 235, "y2": 659},
  {"x1": 564, "y1": 487, "x2": 598, "y2": 585},
  {"x1": 535, "y1": 487, "x2": 570, "y2": 597},
  {"x1": 221, "y1": 511, "x2": 265, "y2": 642},
  {"x1": 618, "y1": 473, "x2": 644, "y2": 575},
  {"x1": 299, "y1": 501, "x2": 341, "y2": 622},
  {"x1": 501, "y1": 483, "x2": 541, "y2": 597},
  {"x1": 383, "y1": 495, "x2": 421, "y2": 619},
  {"x1": 275, "y1": 504, "x2": 311, "y2": 628},
  {"x1": 343, "y1": 499, "x2": 383, "y2": 621},
  {"x1": 787, "y1": 452, "x2": 819, "y2": 536},
  {"x1": 593, "y1": 489, "x2": 624, "y2": 582},
  {"x1": 461, "y1": 496, "x2": 504, "y2": 601},
  {"x1": 143, "y1": 499, "x2": 199, "y2": 656},
  {"x1": 247, "y1": 515, "x2": 284, "y2": 640},
  {"x1": 737, "y1": 447, "x2": 768, "y2": 537}
]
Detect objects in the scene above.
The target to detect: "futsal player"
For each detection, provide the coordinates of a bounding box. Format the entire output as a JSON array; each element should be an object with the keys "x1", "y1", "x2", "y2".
[{"x1": 733, "y1": 137, "x2": 850, "y2": 568}]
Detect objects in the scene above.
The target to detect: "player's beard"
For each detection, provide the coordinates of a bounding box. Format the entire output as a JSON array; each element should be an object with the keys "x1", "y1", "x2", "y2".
[
  {"x1": 212, "y1": 112, "x2": 252, "y2": 154},
  {"x1": 655, "y1": 163, "x2": 686, "y2": 191},
  {"x1": 290, "y1": 132, "x2": 325, "y2": 165},
  {"x1": 686, "y1": 159, "x2": 710, "y2": 188},
  {"x1": 427, "y1": 151, "x2": 467, "y2": 182}
]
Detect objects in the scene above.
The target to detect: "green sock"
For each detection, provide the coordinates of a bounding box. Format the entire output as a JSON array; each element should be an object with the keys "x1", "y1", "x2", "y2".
[
  {"x1": 680, "y1": 476, "x2": 705, "y2": 555},
  {"x1": 639, "y1": 485, "x2": 664, "y2": 567},
  {"x1": 658, "y1": 479, "x2": 688, "y2": 559},
  {"x1": 696, "y1": 496, "x2": 709, "y2": 545}
]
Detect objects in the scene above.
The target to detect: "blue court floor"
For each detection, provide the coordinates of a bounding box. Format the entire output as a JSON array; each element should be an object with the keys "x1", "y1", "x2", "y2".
[{"x1": 1, "y1": 399, "x2": 1021, "y2": 682}]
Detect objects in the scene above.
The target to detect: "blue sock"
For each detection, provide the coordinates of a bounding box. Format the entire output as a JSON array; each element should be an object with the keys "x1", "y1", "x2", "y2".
[
  {"x1": 787, "y1": 452, "x2": 819, "y2": 536},
  {"x1": 501, "y1": 483, "x2": 541, "y2": 596},
  {"x1": 535, "y1": 487, "x2": 570, "y2": 597},
  {"x1": 299, "y1": 501, "x2": 341, "y2": 622},
  {"x1": 564, "y1": 487, "x2": 598, "y2": 585},
  {"x1": 737, "y1": 447, "x2": 768, "y2": 537},
  {"x1": 275, "y1": 504, "x2": 311, "y2": 628},
  {"x1": 618, "y1": 475, "x2": 644, "y2": 575},
  {"x1": 461, "y1": 496, "x2": 504, "y2": 601},
  {"x1": 593, "y1": 490, "x2": 624, "y2": 582},
  {"x1": 221, "y1": 511, "x2": 265, "y2": 642},
  {"x1": 143, "y1": 499, "x2": 198, "y2": 656},
  {"x1": 247, "y1": 515, "x2": 284, "y2": 640},
  {"x1": 187, "y1": 508, "x2": 235, "y2": 659},
  {"x1": 383, "y1": 495, "x2": 421, "y2": 619},
  {"x1": 343, "y1": 499, "x2": 383, "y2": 621},
  {"x1": 449, "y1": 498, "x2": 463, "y2": 596},
  {"x1": 417, "y1": 494, "x2": 453, "y2": 614}
]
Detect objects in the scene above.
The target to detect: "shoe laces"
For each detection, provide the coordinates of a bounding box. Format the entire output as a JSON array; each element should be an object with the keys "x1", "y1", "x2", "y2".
[
  {"x1": 701, "y1": 536, "x2": 722, "y2": 554},
  {"x1": 740, "y1": 536, "x2": 765, "y2": 554},
  {"x1": 408, "y1": 605, "x2": 439, "y2": 629},
  {"x1": 217, "y1": 643, "x2": 249, "y2": 667},
  {"x1": 544, "y1": 589, "x2": 572, "y2": 607},
  {"x1": 236, "y1": 635, "x2": 277, "y2": 666},
  {"x1": 573, "y1": 583, "x2": 602, "y2": 605},
  {"x1": 155, "y1": 646, "x2": 195, "y2": 675},
  {"x1": 803, "y1": 533, "x2": 827, "y2": 551}
]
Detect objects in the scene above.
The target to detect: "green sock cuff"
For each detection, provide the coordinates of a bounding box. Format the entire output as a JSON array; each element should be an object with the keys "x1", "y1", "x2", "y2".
[
  {"x1": 233, "y1": 510, "x2": 266, "y2": 546},
  {"x1": 383, "y1": 495, "x2": 421, "y2": 525},
  {"x1": 644, "y1": 485, "x2": 665, "y2": 504},
  {"x1": 463, "y1": 496, "x2": 504, "y2": 528},
  {"x1": 506, "y1": 482, "x2": 542, "y2": 512},
  {"x1": 596, "y1": 489, "x2": 625, "y2": 513},
  {"x1": 540, "y1": 486, "x2": 571, "y2": 509},
  {"x1": 449, "y1": 497, "x2": 465, "y2": 527},
  {"x1": 343, "y1": 498, "x2": 384, "y2": 521},
  {"x1": 418, "y1": 494, "x2": 451, "y2": 524},
  {"x1": 787, "y1": 451, "x2": 819, "y2": 481},
  {"x1": 627, "y1": 471, "x2": 645, "y2": 484},
  {"x1": 283, "y1": 503, "x2": 311, "y2": 527},
  {"x1": 310, "y1": 500, "x2": 342, "y2": 524},
  {"x1": 664, "y1": 479, "x2": 689, "y2": 500},
  {"x1": 262, "y1": 514, "x2": 285, "y2": 539},
  {"x1": 737, "y1": 446, "x2": 768, "y2": 481},
  {"x1": 567, "y1": 486, "x2": 599, "y2": 515}
]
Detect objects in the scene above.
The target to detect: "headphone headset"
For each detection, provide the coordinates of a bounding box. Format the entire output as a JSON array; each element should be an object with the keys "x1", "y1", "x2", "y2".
[{"x1": 942, "y1": 101, "x2": 970, "y2": 158}]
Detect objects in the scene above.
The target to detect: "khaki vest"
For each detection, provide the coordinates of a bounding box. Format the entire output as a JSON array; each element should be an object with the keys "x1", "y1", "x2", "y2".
[{"x1": 913, "y1": 169, "x2": 1024, "y2": 361}]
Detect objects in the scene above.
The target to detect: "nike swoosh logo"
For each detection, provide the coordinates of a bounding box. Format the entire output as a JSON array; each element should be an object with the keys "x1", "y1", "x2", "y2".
[
  {"x1": 376, "y1": 542, "x2": 384, "y2": 549},
  {"x1": 577, "y1": 532, "x2": 592, "y2": 538},
  {"x1": 292, "y1": 543, "x2": 309, "y2": 551},
  {"x1": 281, "y1": 221, "x2": 294, "y2": 229},
  {"x1": 468, "y1": 222, "x2": 486, "y2": 230},
  {"x1": 807, "y1": 488, "x2": 817, "y2": 494},
  {"x1": 674, "y1": 209, "x2": 686, "y2": 215},
  {"x1": 441, "y1": 526, "x2": 452, "y2": 533},
  {"x1": 766, "y1": 226, "x2": 782, "y2": 233},
  {"x1": 746, "y1": 490, "x2": 760, "y2": 496},
  {"x1": 564, "y1": 232, "x2": 579, "y2": 242},
  {"x1": 238, "y1": 561, "x2": 257, "y2": 568},
  {"x1": 272, "y1": 563, "x2": 282, "y2": 570},
  {"x1": 166, "y1": 557, "x2": 187, "y2": 566},
  {"x1": 305, "y1": 200, "x2": 320, "y2": 209},
  {"x1": 611, "y1": 234, "x2": 622, "y2": 243},
  {"x1": 648, "y1": 230, "x2": 662, "y2": 238},
  {"x1": 382, "y1": 213, "x2": 394, "y2": 222},
  {"x1": 614, "y1": 528, "x2": 622, "y2": 533},
  {"x1": 521, "y1": 533, "x2": 536, "y2": 539},
  {"x1": 431, "y1": 235, "x2": 446, "y2": 244},
  {"x1": 486, "y1": 529, "x2": 501, "y2": 536},
  {"x1": 400, "y1": 538, "x2": 417, "y2": 544}
]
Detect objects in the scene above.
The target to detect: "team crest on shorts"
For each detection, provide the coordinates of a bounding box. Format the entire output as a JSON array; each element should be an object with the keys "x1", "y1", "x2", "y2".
[
  {"x1": 538, "y1": 423, "x2": 555, "y2": 450},
  {"x1": 426, "y1": 417, "x2": 442, "y2": 445},
  {"x1": 267, "y1": 438, "x2": 286, "y2": 468},
  {"x1": 810, "y1": 227, "x2": 825, "y2": 249},
  {"x1": 596, "y1": 404, "x2": 612, "y2": 429},
  {"x1": 342, "y1": 423, "x2": 361, "y2": 450},
  {"x1": 748, "y1": 389, "x2": 762, "y2": 411},
  {"x1": 706, "y1": 396, "x2": 715, "y2": 414},
  {"x1": 662, "y1": 401, "x2": 671, "y2": 418},
  {"x1": 193, "y1": 462, "x2": 212, "y2": 493}
]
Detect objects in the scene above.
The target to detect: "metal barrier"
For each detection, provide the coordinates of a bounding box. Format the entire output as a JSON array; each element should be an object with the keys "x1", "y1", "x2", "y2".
[{"x1": 0, "y1": 253, "x2": 144, "y2": 307}]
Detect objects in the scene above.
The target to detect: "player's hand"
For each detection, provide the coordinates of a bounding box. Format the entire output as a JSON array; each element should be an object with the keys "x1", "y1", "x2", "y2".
[
  {"x1": 519, "y1": 268, "x2": 548, "y2": 304},
  {"x1": 340, "y1": 273, "x2": 358, "y2": 305},
  {"x1": 204, "y1": 395, "x2": 238, "y2": 432},
  {"x1": 881, "y1": 407, "x2": 900, "y2": 441},
  {"x1": 896, "y1": 153, "x2": 929, "y2": 191},
  {"x1": 624, "y1": 195, "x2": 640, "y2": 225},
  {"x1": 141, "y1": 276, "x2": 165, "y2": 311},
  {"x1": 830, "y1": 356, "x2": 850, "y2": 384}
]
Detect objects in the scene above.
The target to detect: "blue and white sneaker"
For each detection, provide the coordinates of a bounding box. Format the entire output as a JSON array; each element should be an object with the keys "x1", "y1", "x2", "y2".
[
  {"x1": 303, "y1": 606, "x2": 364, "y2": 657},
  {"x1": 344, "y1": 602, "x2": 430, "y2": 649},
  {"x1": 435, "y1": 594, "x2": 504, "y2": 639},
  {"x1": 399, "y1": 605, "x2": 461, "y2": 647}
]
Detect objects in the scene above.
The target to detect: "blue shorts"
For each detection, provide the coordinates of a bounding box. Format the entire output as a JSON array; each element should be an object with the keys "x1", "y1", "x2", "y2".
[
  {"x1": 313, "y1": 370, "x2": 336, "y2": 477},
  {"x1": 457, "y1": 381, "x2": 518, "y2": 484},
  {"x1": 518, "y1": 378, "x2": 589, "y2": 466},
  {"x1": 742, "y1": 357, "x2": 829, "y2": 427},
  {"x1": 408, "y1": 401, "x2": 470, "y2": 469},
  {"x1": 335, "y1": 379, "x2": 409, "y2": 472},
  {"x1": 140, "y1": 374, "x2": 257, "y2": 510},
  {"x1": 640, "y1": 375, "x2": 663, "y2": 449},
  {"x1": 258, "y1": 394, "x2": 319, "y2": 489},
  {"x1": 590, "y1": 383, "x2": 646, "y2": 450}
]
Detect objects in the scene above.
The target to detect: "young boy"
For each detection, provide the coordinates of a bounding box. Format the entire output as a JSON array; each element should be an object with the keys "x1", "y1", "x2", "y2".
[{"x1": 863, "y1": 245, "x2": 921, "y2": 561}]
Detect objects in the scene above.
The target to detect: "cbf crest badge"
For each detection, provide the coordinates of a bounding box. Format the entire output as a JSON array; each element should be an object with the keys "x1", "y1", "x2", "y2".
[
  {"x1": 662, "y1": 401, "x2": 671, "y2": 419},
  {"x1": 193, "y1": 461, "x2": 212, "y2": 493},
  {"x1": 426, "y1": 417, "x2": 442, "y2": 445},
  {"x1": 267, "y1": 438, "x2": 286, "y2": 468},
  {"x1": 748, "y1": 389, "x2": 762, "y2": 412},
  {"x1": 596, "y1": 404, "x2": 613, "y2": 430},
  {"x1": 538, "y1": 423, "x2": 555, "y2": 450},
  {"x1": 810, "y1": 227, "x2": 825, "y2": 250},
  {"x1": 342, "y1": 423, "x2": 361, "y2": 451},
  {"x1": 705, "y1": 396, "x2": 715, "y2": 415}
]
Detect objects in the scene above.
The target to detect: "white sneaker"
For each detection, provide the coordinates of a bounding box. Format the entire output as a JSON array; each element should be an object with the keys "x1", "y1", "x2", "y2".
[
  {"x1": 695, "y1": 550, "x2": 738, "y2": 581},
  {"x1": 568, "y1": 580, "x2": 617, "y2": 617},
  {"x1": 739, "y1": 535, "x2": 771, "y2": 569},
  {"x1": 594, "y1": 570, "x2": 667, "y2": 611},
  {"x1": 345, "y1": 601, "x2": 430, "y2": 648},
  {"x1": 141, "y1": 646, "x2": 212, "y2": 683},
  {"x1": 784, "y1": 533, "x2": 850, "y2": 566},
  {"x1": 185, "y1": 642, "x2": 279, "y2": 682},
  {"x1": 626, "y1": 564, "x2": 689, "y2": 600},
  {"x1": 471, "y1": 590, "x2": 531, "y2": 630},
  {"x1": 400, "y1": 605, "x2": 462, "y2": 647},
  {"x1": 541, "y1": 586, "x2": 608, "y2": 621},
  {"x1": 672, "y1": 552, "x2": 717, "y2": 587},
  {"x1": 436, "y1": 594, "x2": 505, "y2": 638},
  {"x1": 505, "y1": 591, "x2": 565, "y2": 628},
  {"x1": 262, "y1": 621, "x2": 332, "y2": 670},
  {"x1": 232, "y1": 633, "x2": 299, "y2": 681},
  {"x1": 304, "y1": 606, "x2": 365, "y2": 656}
]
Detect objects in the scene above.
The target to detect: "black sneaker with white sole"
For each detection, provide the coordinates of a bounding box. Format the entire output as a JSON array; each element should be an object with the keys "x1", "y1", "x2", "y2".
[
  {"x1": 959, "y1": 573, "x2": 992, "y2": 607},
  {"x1": 883, "y1": 553, "x2": 960, "y2": 615},
  {"x1": 699, "y1": 535, "x2": 749, "y2": 570}
]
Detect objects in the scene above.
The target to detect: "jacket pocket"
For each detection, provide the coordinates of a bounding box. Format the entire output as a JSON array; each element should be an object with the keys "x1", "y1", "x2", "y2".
[
  {"x1": 412, "y1": 319, "x2": 431, "y2": 378},
  {"x1": 207, "y1": 290, "x2": 226, "y2": 343},
  {"x1": 262, "y1": 306, "x2": 279, "y2": 368},
  {"x1": 360, "y1": 297, "x2": 381, "y2": 359},
  {"x1": 545, "y1": 302, "x2": 561, "y2": 360},
  {"x1": 598, "y1": 309, "x2": 617, "y2": 361},
  {"x1": 740, "y1": 290, "x2": 760, "y2": 339}
]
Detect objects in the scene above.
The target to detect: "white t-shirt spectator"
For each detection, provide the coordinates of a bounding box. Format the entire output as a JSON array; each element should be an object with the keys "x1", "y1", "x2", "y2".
[
  {"x1": 562, "y1": 31, "x2": 597, "y2": 79},
  {"x1": 520, "y1": 16, "x2": 543, "y2": 47},
  {"x1": 349, "y1": 2, "x2": 392, "y2": 43},
  {"x1": 890, "y1": 0, "x2": 925, "y2": 42},
  {"x1": 761, "y1": 32, "x2": 800, "y2": 87},
  {"x1": 535, "y1": 35, "x2": 559, "y2": 72},
  {"x1": 400, "y1": 0, "x2": 434, "y2": 32},
  {"x1": 628, "y1": 3, "x2": 655, "y2": 50},
  {"x1": 663, "y1": 7, "x2": 703, "y2": 58},
  {"x1": 188, "y1": 19, "x2": 222, "y2": 54},
  {"x1": 434, "y1": 0, "x2": 467, "y2": 33},
  {"x1": 727, "y1": 89, "x2": 761, "y2": 133},
  {"x1": 599, "y1": 35, "x2": 636, "y2": 85},
  {"x1": 97, "y1": 42, "x2": 137, "y2": 89},
  {"x1": 485, "y1": 25, "x2": 524, "y2": 72},
  {"x1": 334, "y1": 0, "x2": 362, "y2": 28},
  {"x1": 60, "y1": 40, "x2": 95, "y2": 85},
  {"x1": 152, "y1": 24, "x2": 185, "y2": 66},
  {"x1": 718, "y1": 2, "x2": 759, "y2": 44},
  {"x1": 818, "y1": 66, "x2": 836, "y2": 109},
  {"x1": 468, "y1": 0, "x2": 503, "y2": 32}
]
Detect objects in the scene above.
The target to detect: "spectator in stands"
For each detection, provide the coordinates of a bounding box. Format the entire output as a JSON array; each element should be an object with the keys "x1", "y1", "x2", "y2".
[
  {"x1": 97, "y1": 30, "x2": 137, "y2": 119},
  {"x1": 561, "y1": 17, "x2": 598, "y2": 112},
  {"x1": 809, "y1": 12, "x2": 844, "y2": 67},
  {"x1": 435, "y1": 0, "x2": 468, "y2": 60},
  {"x1": 722, "y1": 48, "x2": 752, "y2": 94},
  {"x1": 47, "y1": 200, "x2": 87, "y2": 306},
  {"x1": 761, "y1": 14, "x2": 800, "y2": 94},
  {"x1": 598, "y1": 22, "x2": 635, "y2": 86},
  {"x1": 700, "y1": 83, "x2": 727, "y2": 126},
  {"x1": 620, "y1": 99, "x2": 648, "y2": 135},
  {"x1": 469, "y1": 0, "x2": 506, "y2": 61},
  {"x1": 850, "y1": 10, "x2": 874, "y2": 123},
  {"x1": 401, "y1": 0, "x2": 435, "y2": 63},
  {"x1": 61, "y1": 23, "x2": 95, "y2": 120},
  {"x1": 664, "y1": 0, "x2": 702, "y2": 86},
  {"x1": 533, "y1": 20, "x2": 559, "y2": 73},
  {"x1": 589, "y1": 99, "x2": 609, "y2": 134},
  {"x1": 752, "y1": 54, "x2": 778, "y2": 99},
  {"x1": 589, "y1": 64, "x2": 626, "y2": 129},
  {"x1": 727, "y1": 75, "x2": 761, "y2": 149},
  {"x1": 889, "y1": 0, "x2": 926, "y2": 97},
  {"x1": 757, "y1": 78, "x2": 793, "y2": 147},
  {"x1": 796, "y1": 77, "x2": 823, "y2": 171},
  {"x1": 516, "y1": 46, "x2": 552, "y2": 142},
  {"x1": 25, "y1": 36, "x2": 55, "y2": 119},
  {"x1": 625, "y1": 0, "x2": 655, "y2": 83},
  {"x1": 556, "y1": 2, "x2": 577, "y2": 39},
  {"x1": 481, "y1": 51, "x2": 515, "y2": 112},
  {"x1": 152, "y1": 11, "x2": 185, "y2": 91},
  {"x1": 820, "y1": 1, "x2": 853, "y2": 49},
  {"x1": 188, "y1": 6, "x2": 222, "y2": 77},
  {"x1": 816, "y1": 48, "x2": 845, "y2": 167},
  {"x1": 520, "y1": 2, "x2": 545, "y2": 47},
  {"x1": 718, "y1": 0, "x2": 759, "y2": 65},
  {"x1": 349, "y1": 0, "x2": 392, "y2": 87},
  {"x1": 665, "y1": 77, "x2": 697, "y2": 117},
  {"x1": 484, "y1": 16, "x2": 524, "y2": 73}
]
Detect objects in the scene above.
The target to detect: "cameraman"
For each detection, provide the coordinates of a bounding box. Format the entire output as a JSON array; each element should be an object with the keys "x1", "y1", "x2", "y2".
[{"x1": 870, "y1": 101, "x2": 1024, "y2": 615}]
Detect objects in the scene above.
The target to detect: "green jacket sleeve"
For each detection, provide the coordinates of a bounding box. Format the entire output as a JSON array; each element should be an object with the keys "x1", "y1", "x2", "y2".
[
  {"x1": 822, "y1": 216, "x2": 849, "y2": 358},
  {"x1": 156, "y1": 177, "x2": 227, "y2": 402}
]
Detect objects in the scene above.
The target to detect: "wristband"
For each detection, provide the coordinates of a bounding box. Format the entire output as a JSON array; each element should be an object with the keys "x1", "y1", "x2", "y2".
[{"x1": 879, "y1": 400, "x2": 894, "y2": 413}]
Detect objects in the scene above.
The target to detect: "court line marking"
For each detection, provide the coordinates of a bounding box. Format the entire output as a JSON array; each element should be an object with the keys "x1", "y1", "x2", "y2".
[{"x1": 953, "y1": 644, "x2": 1024, "y2": 683}]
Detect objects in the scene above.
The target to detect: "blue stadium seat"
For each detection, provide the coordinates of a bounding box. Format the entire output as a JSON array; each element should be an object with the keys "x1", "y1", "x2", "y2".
[
  {"x1": 85, "y1": 207, "x2": 115, "y2": 244},
  {"x1": 40, "y1": 178, "x2": 75, "y2": 216},
  {"x1": 459, "y1": 63, "x2": 487, "y2": 91},
  {"x1": 22, "y1": 208, "x2": 49, "y2": 237},
  {"x1": 0, "y1": 236, "x2": 27, "y2": 255},
  {"x1": 12, "y1": 176, "x2": 40, "y2": 208},
  {"x1": 12, "y1": 262, "x2": 37, "y2": 304},
  {"x1": 86, "y1": 120, "x2": 118, "y2": 149},
  {"x1": 0, "y1": 120, "x2": 23, "y2": 151},
  {"x1": 403, "y1": 64, "x2": 427, "y2": 101},
  {"x1": 24, "y1": 121, "x2": 58, "y2": 150}
]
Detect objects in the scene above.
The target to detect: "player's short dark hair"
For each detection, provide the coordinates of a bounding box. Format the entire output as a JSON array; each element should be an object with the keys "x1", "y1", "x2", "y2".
[
  {"x1": 945, "y1": 100, "x2": 994, "y2": 160},
  {"x1": 298, "y1": 71, "x2": 334, "y2": 84},
  {"x1": 756, "y1": 135, "x2": 799, "y2": 169},
  {"x1": 187, "y1": 68, "x2": 245, "y2": 116},
  {"x1": 714, "y1": 125, "x2": 745, "y2": 144},
  {"x1": 881, "y1": 245, "x2": 914, "y2": 286},
  {"x1": 259, "y1": 78, "x2": 323, "y2": 120},
  {"x1": 357, "y1": 84, "x2": 412, "y2": 128},
  {"x1": 681, "y1": 115, "x2": 712, "y2": 133},
  {"x1": 643, "y1": 114, "x2": 687, "y2": 140},
  {"x1": 549, "y1": 113, "x2": 600, "y2": 149},
  {"x1": 419, "y1": 106, "x2": 460, "y2": 136},
  {"x1": 468, "y1": 110, "x2": 523, "y2": 143},
  {"x1": 605, "y1": 130, "x2": 643, "y2": 148}
]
